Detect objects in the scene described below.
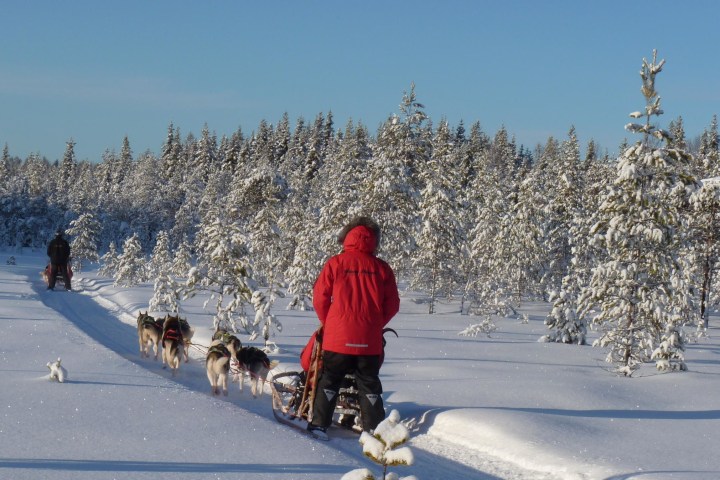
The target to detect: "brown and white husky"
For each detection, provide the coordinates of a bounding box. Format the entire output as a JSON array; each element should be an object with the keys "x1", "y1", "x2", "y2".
[
  {"x1": 162, "y1": 315, "x2": 186, "y2": 376},
  {"x1": 205, "y1": 340, "x2": 232, "y2": 396},
  {"x1": 212, "y1": 328, "x2": 243, "y2": 381},
  {"x1": 136, "y1": 312, "x2": 163, "y2": 360},
  {"x1": 163, "y1": 314, "x2": 195, "y2": 363}
]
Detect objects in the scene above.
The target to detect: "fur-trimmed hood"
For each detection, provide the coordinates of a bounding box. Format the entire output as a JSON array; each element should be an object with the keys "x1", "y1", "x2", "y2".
[{"x1": 337, "y1": 216, "x2": 381, "y2": 254}]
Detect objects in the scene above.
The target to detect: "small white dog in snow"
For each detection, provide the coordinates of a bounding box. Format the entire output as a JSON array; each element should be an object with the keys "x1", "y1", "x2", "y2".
[{"x1": 47, "y1": 358, "x2": 67, "y2": 383}]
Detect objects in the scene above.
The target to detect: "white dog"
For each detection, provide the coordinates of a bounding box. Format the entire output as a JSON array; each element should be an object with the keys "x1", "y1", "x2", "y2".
[
  {"x1": 47, "y1": 358, "x2": 67, "y2": 383},
  {"x1": 205, "y1": 340, "x2": 231, "y2": 396}
]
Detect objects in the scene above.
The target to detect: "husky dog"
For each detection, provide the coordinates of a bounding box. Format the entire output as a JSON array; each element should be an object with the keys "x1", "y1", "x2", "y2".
[
  {"x1": 235, "y1": 346, "x2": 279, "y2": 398},
  {"x1": 40, "y1": 265, "x2": 50, "y2": 285},
  {"x1": 161, "y1": 316, "x2": 186, "y2": 376},
  {"x1": 163, "y1": 314, "x2": 195, "y2": 363},
  {"x1": 136, "y1": 312, "x2": 163, "y2": 360},
  {"x1": 205, "y1": 340, "x2": 232, "y2": 396},
  {"x1": 213, "y1": 330, "x2": 243, "y2": 382},
  {"x1": 212, "y1": 328, "x2": 229, "y2": 342},
  {"x1": 47, "y1": 358, "x2": 67, "y2": 383},
  {"x1": 216, "y1": 332, "x2": 242, "y2": 356}
]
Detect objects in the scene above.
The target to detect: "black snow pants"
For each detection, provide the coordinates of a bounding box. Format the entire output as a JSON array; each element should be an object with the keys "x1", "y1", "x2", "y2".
[
  {"x1": 311, "y1": 351, "x2": 385, "y2": 432},
  {"x1": 49, "y1": 264, "x2": 71, "y2": 289}
]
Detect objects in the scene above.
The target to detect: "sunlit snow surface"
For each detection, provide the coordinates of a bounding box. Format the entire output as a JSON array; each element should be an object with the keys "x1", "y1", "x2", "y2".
[{"x1": 1, "y1": 249, "x2": 719, "y2": 479}]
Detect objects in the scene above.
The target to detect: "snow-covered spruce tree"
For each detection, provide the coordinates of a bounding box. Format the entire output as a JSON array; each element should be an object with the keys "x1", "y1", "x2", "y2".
[
  {"x1": 283, "y1": 203, "x2": 322, "y2": 311},
  {"x1": 245, "y1": 169, "x2": 289, "y2": 346},
  {"x1": 541, "y1": 128, "x2": 590, "y2": 344},
  {"x1": 0, "y1": 144, "x2": 9, "y2": 193},
  {"x1": 186, "y1": 206, "x2": 256, "y2": 335},
  {"x1": 114, "y1": 233, "x2": 148, "y2": 287},
  {"x1": 578, "y1": 51, "x2": 697, "y2": 374},
  {"x1": 193, "y1": 124, "x2": 219, "y2": 185},
  {"x1": 688, "y1": 179, "x2": 720, "y2": 330},
  {"x1": 540, "y1": 275, "x2": 586, "y2": 344},
  {"x1": 245, "y1": 169, "x2": 288, "y2": 289},
  {"x1": 54, "y1": 139, "x2": 77, "y2": 210},
  {"x1": 543, "y1": 128, "x2": 583, "y2": 294},
  {"x1": 149, "y1": 268, "x2": 181, "y2": 314},
  {"x1": 698, "y1": 115, "x2": 719, "y2": 178},
  {"x1": 363, "y1": 116, "x2": 419, "y2": 275},
  {"x1": 361, "y1": 85, "x2": 427, "y2": 276},
  {"x1": 148, "y1": 230, "x2": 173, "y2": 280},
  {"x1": 302, "y1": 113, "x2": 329, "y2": 182},
  {"x1": 69, "y1": 162, "x2": 99, "y2": 220},
  {"x1": 454, "y1": 121, "x2": 490, "y2": 315},
  {"x1": 668, "y1": 116, "x2": 687, "y2": 151},
  {"x1": 498, "y1": 172, "x2": 544, "y2": 305},
  {"x1": 314, "y1": 119, "x2": 370, "y2": 257},
  {"x1": 127, "y1": 152, "x2": 165, "y2": 247},
  {"x1": 171, "y1": 235, "x2": 193, "y2": 278},
  {"x1": 464, "y1": 127, "x2": 522, "y2": 316},
  {"x1": 148, "y1": 231, "x2": 181, "y2": 313},
  {"x1": 66, "y1": 212, "x2": 100, "y2": 272},
  {"x1": 410, "y1": 120, "x2": 464, "y2": 313},
  {"x1": 98, "y1": 241, "x2": 119, "y2": 277},
  {"x1": 342, "y1": 410, "x2": 416, "y2": 480}
]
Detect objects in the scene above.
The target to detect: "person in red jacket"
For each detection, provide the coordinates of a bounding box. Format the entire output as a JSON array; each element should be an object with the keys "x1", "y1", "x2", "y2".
[{"x1": 307, "y1": 217, "x2": 400, "y2": 437}]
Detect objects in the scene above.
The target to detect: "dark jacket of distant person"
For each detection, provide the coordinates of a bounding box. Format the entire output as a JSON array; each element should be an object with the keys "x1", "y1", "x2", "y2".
[{"x1": 47, "y1": 231, "x2": 71, "y2": 266}]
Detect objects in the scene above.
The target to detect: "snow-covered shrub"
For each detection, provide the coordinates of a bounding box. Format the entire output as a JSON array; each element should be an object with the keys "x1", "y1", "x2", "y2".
[
  {"x1": 459, "y1": 316, "x2": 497, "y2": 337},
  {"x1": 342, "y1": 410, "x2": 417, "y2": 480},
  {"x1": 651, "y1": 322, "x2": 687, "y2": 371},
  {"x1": 541, "y1": 280, "x2": 587, "y2": 345}
]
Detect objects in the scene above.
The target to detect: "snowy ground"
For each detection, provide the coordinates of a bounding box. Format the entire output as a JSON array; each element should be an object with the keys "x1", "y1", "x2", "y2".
[{"x1": 1, "y1": 249, "x2": 719, "y2": 480}]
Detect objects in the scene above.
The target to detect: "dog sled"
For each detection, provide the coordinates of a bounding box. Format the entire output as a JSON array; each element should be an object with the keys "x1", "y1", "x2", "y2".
[
  {"x1": 42, "y1": 263, "x2": 73, "y2": 289},
  {"x1": 270, "y1": 327, "x2": 397, "y2": 438}
]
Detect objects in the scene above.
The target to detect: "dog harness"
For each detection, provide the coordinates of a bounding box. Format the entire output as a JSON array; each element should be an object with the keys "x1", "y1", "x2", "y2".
[
  {"x1": 208, "y1": 344, "x2": 231, "y2": 357},
  {"x1": 163, "y1": 328, "x2": 182, "y2": 342},
  {"x1": 141, "y1": 317, "x2": 161, "y2": 329}
]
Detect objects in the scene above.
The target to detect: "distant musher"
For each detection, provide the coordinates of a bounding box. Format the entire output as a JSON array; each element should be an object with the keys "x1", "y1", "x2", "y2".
[{"x1": 47, "y1": 229, "x2": 71, "y2": 290}]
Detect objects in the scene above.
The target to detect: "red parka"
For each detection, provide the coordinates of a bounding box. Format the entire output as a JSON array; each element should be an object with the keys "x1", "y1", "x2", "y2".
[{"x1": 313, "y1": 225, "x2": 400, "y2": 356}]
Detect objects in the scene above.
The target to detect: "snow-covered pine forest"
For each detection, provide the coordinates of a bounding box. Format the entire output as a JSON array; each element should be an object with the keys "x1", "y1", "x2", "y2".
[{"x1": 2, "y1": 53, "x2": 720, "y2": 375}]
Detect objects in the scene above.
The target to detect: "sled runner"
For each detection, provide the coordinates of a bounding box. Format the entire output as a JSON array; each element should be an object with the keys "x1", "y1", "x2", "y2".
[{"x1": 270, "y1": 327, "x2": 397, "y2": 437}]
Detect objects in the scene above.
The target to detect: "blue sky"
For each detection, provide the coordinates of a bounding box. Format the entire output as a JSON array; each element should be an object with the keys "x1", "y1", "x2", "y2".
[{"x1": 2, "y1": 1, "x2": 719, "y2": 162}]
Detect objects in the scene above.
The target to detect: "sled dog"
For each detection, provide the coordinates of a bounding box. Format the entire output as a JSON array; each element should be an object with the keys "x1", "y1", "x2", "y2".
[
  {"x1": 212, "y1": 329, "x2": 243, "y2": 383},
  {"x1": 205, "y1": 340, "x2": 232, "y2": 396},
  {"x1": 162, "y1": 315, "x2": 186, "y2": 376},
  {"x1": 163, "y1": 314, "x2": 194, "y2": 363},
  {"x1": 136, "y1": 312, "x2": 163, "y2": 360},
  {"x1": 212, "y1": 329, "x2": 242, "y2": 355},
  {"x1": 235, "y1": 346, "x2": 279, "y2": 398},
  {"x1": 47, "y1": 357, "x2": 67, "y2": 383}
]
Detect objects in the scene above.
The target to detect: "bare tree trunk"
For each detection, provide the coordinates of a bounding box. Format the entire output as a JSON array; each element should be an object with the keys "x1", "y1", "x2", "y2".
[{"x1": 701, "y1": 254, "x2": 711, "y2": 329}]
